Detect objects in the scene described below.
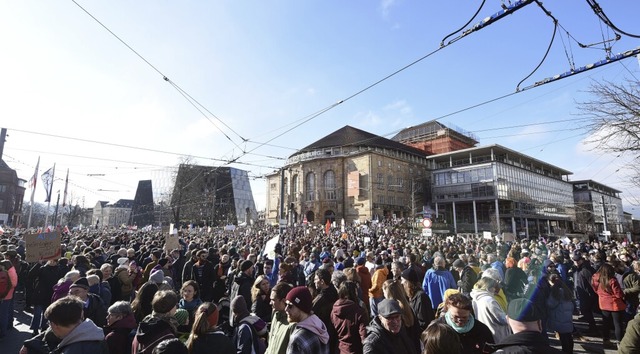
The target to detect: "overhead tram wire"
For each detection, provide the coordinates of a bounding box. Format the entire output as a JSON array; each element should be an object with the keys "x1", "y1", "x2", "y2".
[{"x1": 70, "y1": 0, "x2": 246, "y2": 147}]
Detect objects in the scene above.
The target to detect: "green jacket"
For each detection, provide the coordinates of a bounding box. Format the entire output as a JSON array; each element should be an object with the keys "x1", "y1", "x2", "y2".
[
  {"x1": 619, "y1": 313, "x2": 640, "y2": 354},
  {"x1": 265, "y1": 310, "x2": 295, "y2": 354}
]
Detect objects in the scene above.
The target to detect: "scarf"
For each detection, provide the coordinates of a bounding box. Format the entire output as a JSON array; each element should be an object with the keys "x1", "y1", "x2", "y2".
[{"x1": 445, "y1": 311, "x2": 475, "y2": 334}]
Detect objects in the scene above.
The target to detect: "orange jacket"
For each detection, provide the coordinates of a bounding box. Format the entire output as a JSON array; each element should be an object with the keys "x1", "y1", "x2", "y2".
[{"x1": 368, "y1": 266, "x2": 389, "y2": 299}]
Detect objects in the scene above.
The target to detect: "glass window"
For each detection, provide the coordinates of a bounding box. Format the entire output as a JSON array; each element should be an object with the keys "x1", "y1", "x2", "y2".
[{"x1": 306, "y1": 173, "x2": 315, "y2": 201}]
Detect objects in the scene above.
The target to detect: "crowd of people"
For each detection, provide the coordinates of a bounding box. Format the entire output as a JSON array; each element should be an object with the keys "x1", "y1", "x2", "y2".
[{"x1": 0, "y1": 219, "x2": 638, "y2": 353}]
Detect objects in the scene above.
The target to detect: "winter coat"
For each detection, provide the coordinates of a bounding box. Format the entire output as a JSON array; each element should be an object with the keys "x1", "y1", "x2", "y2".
[
  {"x1": 50, "y1": 319, "x2": 109, "y2": 354},
  {"x1": 29, "y1": 263, "x2": 63, "y2": 306},
  {"x1": 545, "y1": 288, "x2": 574, "y2": 333},
  {"x1": 574, "y1": 262, "x2": 597, "y2": 305},
  {"x1": 230, "y1": 272, "x2": 254, "y2": 310},
  {"x1": 51, "y1": 280, "x2": 73, "y2": 303},
  {"x1": 104, "y1": 312, "x2": 137, "y2": 354},
  {"x1": 287, "y1": 314, "x2": 330, "y2": 354},
  {"x1": 619, "y1": 313, "x2": 640, "y2": 354},
  {"x1": 132, "y1": 315, "x2": 177, "y2": 354},
  {"x1": 470, "y1": 289, "x2": 511, "y2": 344},
  {"x1": 313, "y1": 285, "x2": 339, "y2": 354},
  {"x1": 20, "y1": 328, "x2": 61, "y2": 354},
  {"x1": 356, "y1": 265, "x2": 372, "y2": 304},
  {"x1": 369, "y1": 267, "x2": 389, "y2": 299},
  {"x1": 591, "y1": 273, "x2": 626, "y2": 312},
  {"x1": 484, "y1": 331, "x2": 563, "y2": 354},
  {"x1": 434, "y1": 316, "x2": 494, "y2": 354},
  {"x1": 503, "y1": 267, "x2": 527, "y2": 301},
  {"x1": 422, "y1": 268, "x2": 457, "y2": 310},
  {"x1": 362, "y1": 316, "x2": 417, "y2": 354},
  {"x1": 623, "y1": 271, "x2": 640, "y2": 311},
  {"x1": 192, "y1": 260, "x2": 216, "y2": 301},
  {"x1": 189, "y1": 330, "x2": 235, "y2": 354},
  {"x1": 330, "y1": 299, "x2": 367, "y2": 354},
  {"x1": 266, "y1": 310, "x2": 295, "y2": 354},
  {"x1": 252, "y1": 294, "x2": 273, "y2": 323},
  {"x1": 85, "y1": 293, "x2": 109, "y2": 328},
  {"x1": 408, "y1": 290, "x2": 434, "y2": 331},
  {"x1": 458, "y1": 266, "x2": 478, "y2": 296}
]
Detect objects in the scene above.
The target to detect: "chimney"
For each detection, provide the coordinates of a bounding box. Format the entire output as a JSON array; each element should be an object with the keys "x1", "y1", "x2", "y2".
[{"x1": 0, "y1": 128, "x2": 6, "y2": 161}]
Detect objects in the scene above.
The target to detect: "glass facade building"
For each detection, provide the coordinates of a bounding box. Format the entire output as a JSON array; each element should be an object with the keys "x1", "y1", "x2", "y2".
[{"x1": 427, "y1": 145, "x2": 575, "y2": 237}]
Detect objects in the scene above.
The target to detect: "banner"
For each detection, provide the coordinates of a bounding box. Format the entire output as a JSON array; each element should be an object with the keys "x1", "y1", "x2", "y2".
[
  {"x1": 41, "y1": 165, "x2": 55, "y2": 202},
  {"x1": 25, "y1": 231, "x2": 61, "y2": 262}
]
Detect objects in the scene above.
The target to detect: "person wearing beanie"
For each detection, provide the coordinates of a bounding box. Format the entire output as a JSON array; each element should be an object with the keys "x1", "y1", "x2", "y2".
[
  {"x1": 400, "y1": 268, "x2": 434, "y2": 331},
  {"x1": 229, "y1": 260, "x2": 255, "y2": 320},
  {"x1": 68, "y1": 277, "x2": 108, "y2": 327},
  {"x1": 285, "y1": 286, "x2": 330, "y2": 354},
  {"x1": 312, "y1": 268, "x2": 339, "y2": 354},
  {"x1": 186, "y1": 302, "x2": 234, "y2": 354},
  {"x1": 231, "y1": 295, "x2": 267, "y2": 354}
]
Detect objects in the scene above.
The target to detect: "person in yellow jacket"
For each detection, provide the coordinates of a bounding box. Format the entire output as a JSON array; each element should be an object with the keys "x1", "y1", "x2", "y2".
[{"x1": 368, "y1": 258, "x2": 389, "y2": 318}]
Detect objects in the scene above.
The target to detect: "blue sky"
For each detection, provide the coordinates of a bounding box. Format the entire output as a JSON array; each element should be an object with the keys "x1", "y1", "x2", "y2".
[{"x1": 2, "y1": 1, "x2": 640, "y2": 216}]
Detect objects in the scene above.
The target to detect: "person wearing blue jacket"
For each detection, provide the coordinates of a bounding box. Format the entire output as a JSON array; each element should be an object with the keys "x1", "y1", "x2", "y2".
[{"x1": 421, "y1": 256, "x2": 456, "y2": 310}]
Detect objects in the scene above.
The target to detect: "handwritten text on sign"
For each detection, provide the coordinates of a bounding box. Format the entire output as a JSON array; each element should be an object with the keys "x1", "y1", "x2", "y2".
[{"x1": 25, "y1": 231, "x2": 62, "y2": 262}]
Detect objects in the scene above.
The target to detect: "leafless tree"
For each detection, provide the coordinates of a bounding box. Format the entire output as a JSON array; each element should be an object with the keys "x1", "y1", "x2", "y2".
[{"x1": 578, "y1": 78, "x2": 640, "y2": 190}]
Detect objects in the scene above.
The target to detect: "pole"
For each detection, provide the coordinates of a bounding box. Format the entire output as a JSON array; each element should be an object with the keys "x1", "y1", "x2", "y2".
[
  {"x1": 52, "y1": 192, "x2": 60, "y2": 228},
  {"x1": 44, "y1": 164, "x2": 56, "y2": 228},
  {"x1": 27, "y1": 156, "x2": 40, "y2": 229},
  {"x1": 279, "y1": 168, "x2": 285, "y2": 235},
  {"x1": 602, "y1": 195, "x2": 609, "y2": 241}
]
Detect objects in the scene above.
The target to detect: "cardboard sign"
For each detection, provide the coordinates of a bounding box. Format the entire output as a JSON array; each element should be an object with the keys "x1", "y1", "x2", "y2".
[
  {"x1": 263, "y1": 235, "x2": 279, "y2": 259},
  {"x1": 164, "y1": 233, "x2": 181, "y2": 252},
  {"x1": 25, "y1": 231, "x2": 61, "y2": 262}
]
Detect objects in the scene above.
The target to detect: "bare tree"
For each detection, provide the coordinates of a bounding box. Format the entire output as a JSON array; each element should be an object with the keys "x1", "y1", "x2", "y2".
[
  {"x1": 579, "y1": 78, "x2": 640, "y2": 189},
  {"x1": 579, "y1": 79, "x2": 640, "y2": 153}
]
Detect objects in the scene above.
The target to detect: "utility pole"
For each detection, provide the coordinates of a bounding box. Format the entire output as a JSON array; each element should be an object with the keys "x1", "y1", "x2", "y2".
[{"x1": 279, "y1": 168, "x2": 285, "y2": 235}]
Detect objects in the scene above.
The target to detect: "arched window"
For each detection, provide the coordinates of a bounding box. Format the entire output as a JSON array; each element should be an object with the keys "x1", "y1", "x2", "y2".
[
  {"x1": 306, "y1": 172, "x2": 315, "y2": 201},
  {"x1": 324, "y1": 170, "x2": 336, "y2": 200}
]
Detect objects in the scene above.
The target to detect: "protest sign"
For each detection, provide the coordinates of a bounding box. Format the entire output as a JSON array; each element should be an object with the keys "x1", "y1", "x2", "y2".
[
  {"x1": 164, "y1": 232, "x2": 180, "y2": 252},
  {"x1": 262, "y1": 235, "x2": 279, "y2": 259},
  {"x1": 25, "y1": 231, "x2": 61, "y2": 262}
]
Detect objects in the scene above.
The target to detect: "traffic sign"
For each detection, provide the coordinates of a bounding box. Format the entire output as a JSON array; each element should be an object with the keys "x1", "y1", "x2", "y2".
[{"x1": 422, "y1": 219, "x2": 432, "y2": 228}]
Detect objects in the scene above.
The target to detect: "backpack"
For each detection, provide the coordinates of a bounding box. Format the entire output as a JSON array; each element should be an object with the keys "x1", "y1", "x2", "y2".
[
  {"x1": 234, "y1": 322, "x2": 266, "y2": 354},
  {"x1": 0, "y1": 268, "x2": 13, "y2": 300}
]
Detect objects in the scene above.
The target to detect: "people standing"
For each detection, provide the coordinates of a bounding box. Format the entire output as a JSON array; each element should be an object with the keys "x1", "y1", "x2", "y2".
[
  {"x1": 592, "y1": 263, "x2": 626, "y2": 348},
  {"x1": 285, "y1": 286, "x2": 330, "y2": 354}
]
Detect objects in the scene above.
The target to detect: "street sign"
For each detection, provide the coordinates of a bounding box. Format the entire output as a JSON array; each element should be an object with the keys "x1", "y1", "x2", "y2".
[
  {"x1": 422, "y1": 228, "x2": 432, "y2": 237},
  {"x1": 422, "y1": 219, "x2": 432, "y2": 228}
]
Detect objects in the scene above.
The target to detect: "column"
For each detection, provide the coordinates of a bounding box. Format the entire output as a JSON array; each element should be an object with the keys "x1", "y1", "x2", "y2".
[
  {"x1": 472, "y1": 200, "x2": 478, "y2": 234},
  {"x1": 452, "y1": 201, "x2": 457, "y2": 234},
  {"x1": 495, "y1": 199, "x2": 501, "y2": 235}
]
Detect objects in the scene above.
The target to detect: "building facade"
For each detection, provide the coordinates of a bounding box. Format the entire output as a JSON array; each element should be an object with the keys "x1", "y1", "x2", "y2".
[
  {"x1": 170, "y1": 165, "x2": 257, "y2": 226},
  {"x1": 426, "y1": 145, "x2": 575, "y2": 237},
  {"x1": 266, "y1": 126, "x2": 428, "y2": 225},
  {"x1": 572, "y1": 180, "x2": 624, "y2": 236},
  {"x1": 0, "y1": 128, "x2": 26, "y2": 226},
  {"x1": 92, "y1": 199, "x2": 134, "y2": 228}
]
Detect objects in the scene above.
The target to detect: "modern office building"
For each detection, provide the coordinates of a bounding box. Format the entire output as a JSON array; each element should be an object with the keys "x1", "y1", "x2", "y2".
[
  {"x1": 572, "y1": 180, "x2": 624, "y2": 236},
  {"x1": 170, "y1": 165, "x2": 257, "y2": 226},
  {"x1": 426, "y1": 144, "x2": 575, "y2": 237}
]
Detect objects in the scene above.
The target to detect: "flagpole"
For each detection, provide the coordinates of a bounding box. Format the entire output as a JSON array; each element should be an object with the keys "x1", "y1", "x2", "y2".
[
  {"x1": 27, "y1": 157, "x2": 40, "y2": 229},
  {"x1": 61, "y1": 168, "x2": 69, "y2": 227},
  {"x1": 44, "y1": 164, "x2": 56, "y2": 228}
]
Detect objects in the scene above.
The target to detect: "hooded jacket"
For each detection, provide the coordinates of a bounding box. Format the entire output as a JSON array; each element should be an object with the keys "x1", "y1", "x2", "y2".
[
  {"x1": 470, "y1": 289, "x2": 511, "y2": 344},
  {"x1": 362, "y1": 316, "x2": 416, "y2": 354},
  {"x1": 266, "y1": 310, "x2": 296, "y2": 354},
  {"x1": 132, "y1": 315, "x2": 177, "y2": 354},
  {"x1": 230, "y1": 272, "x2": 254, "y2": 310},
  {"x1": 287, "y1": 314, "x2": 330, "y2": 354},
  {"x1": 434, "y1": 315, "x2": 494, "y2": 354},
  {"x1": 104, "y1": 312, "x2": 137, "y2": 354},
  {"x1": 51, "y1": 319, "x2": 108, "y2": 354},
  {"x1": 330, "y1": 299, "x2": 367, "y2": 354},
  {"x1": 422, "y1": 268, "x2": 456, "y2": 309}
]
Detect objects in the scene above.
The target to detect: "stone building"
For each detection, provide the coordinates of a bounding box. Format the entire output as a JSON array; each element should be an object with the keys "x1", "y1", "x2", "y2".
[
  {"x1": 266, "y1": 126, "x2": 428, "y2": 225},
  {"x1": 0, "y1": 128, "x2": 26, "y2": 226}
]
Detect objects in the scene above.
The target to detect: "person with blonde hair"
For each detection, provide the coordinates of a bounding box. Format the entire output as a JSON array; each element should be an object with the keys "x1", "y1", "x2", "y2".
[
  {"x1": 382, "y1": 279, "x2": 420, "y2": 353},
  {"x1": 470, "y1": 277, "x2": 511, "y2": 343},
  {"x1": 186, "y1": 302, "x2": 234, "y2": 354},
  {"x1": 251, "y1": 275, "x2": 272, "y2": 323}
]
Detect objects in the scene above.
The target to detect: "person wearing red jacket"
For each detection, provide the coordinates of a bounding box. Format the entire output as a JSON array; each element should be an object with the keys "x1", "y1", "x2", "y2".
[{"x1": 592, "y1": 263, "x2": 626, "y2": 348}]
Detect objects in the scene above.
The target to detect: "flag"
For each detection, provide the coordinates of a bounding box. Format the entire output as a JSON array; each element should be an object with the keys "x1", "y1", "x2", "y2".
[
  {"x1": 29, "y1": 157, "x2": 40, "y2": 190},
  {"x1": 62, "y1": 169, "x2": 69, "y2": 207},
  {"x1": 41, "y1": 164, "x2": 55, "y2": 202},
  {"x1": 325, "y1": 219, "x2": 331, "y2": 236}
]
